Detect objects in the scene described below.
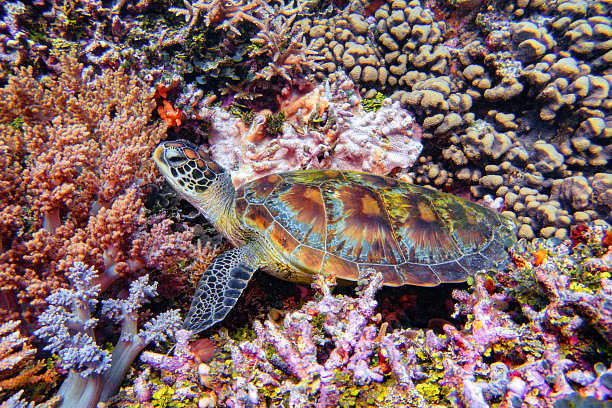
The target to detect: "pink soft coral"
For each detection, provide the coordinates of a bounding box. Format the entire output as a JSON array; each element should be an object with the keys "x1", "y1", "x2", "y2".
[{"x1": 0, "y1": 55, "x2": 196, "y2": 326}]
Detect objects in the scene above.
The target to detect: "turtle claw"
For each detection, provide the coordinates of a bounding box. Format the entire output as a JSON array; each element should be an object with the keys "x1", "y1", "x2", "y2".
[{"x1": 184, "y1": 245, "x2": 258, "y2": 333}]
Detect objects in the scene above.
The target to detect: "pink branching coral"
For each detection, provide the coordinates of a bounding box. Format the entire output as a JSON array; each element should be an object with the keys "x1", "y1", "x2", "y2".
[
  {"x1": 170, "y1": 0, "x2": 271, "y2": 37},
  {"x1": 0, "y1": 54, "x2": 196, "y2": 326},
  {"x1": 197, "y1": 269, "x2": 401, "y2": 407},
  {"x1": 444, "y1": 224, "x2": 612, "y2": 407},
  {"x1": 500, "y1": 224, "x2": 612, "y2": 345},
  {"x1": 129, "y1": 224, "x2": 611, "y2": 408},
  {"x1": 138, "y1": 329, "x2": 201, "y2": 401},
  {"x1": 203, "y1": 71, "x2": 422, "y2": 186},
  {"x1": 250, "y1": 12, "x2": 322, "y2": 82}
]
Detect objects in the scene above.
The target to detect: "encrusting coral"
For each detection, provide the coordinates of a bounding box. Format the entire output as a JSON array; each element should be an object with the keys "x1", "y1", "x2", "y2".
[{"x1": 0, "y1": 53, "x2": 196, "y2": 326}]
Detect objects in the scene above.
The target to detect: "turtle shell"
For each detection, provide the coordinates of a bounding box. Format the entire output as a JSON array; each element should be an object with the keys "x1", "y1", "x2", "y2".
[{"x1": 234, "y1": 170, "x2": 517, "y2": 286}]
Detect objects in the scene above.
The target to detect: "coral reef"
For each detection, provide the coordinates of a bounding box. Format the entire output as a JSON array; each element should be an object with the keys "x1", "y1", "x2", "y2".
[
  {"x1": 203, "y1": 71, "x2": 422, "y2": 185},
  {"x1": 249, "y1": 9, "x2": 322, "y2": 82},
  {"x1": 299, "y1": 0, "x2": 611, "y2": 239},
  {"x1": 33, "y1": 261, "x2": 182, "y2": 407},
  {"x1": 1, "y1": 0, "x2": 612, "y2": 406},
  {"x1": 0, "y1": 320, "x2": 56, "y2": 403},
  {"x1": 3, "y1": 0, "x2": 608, "y2": 239},
  {"x1": 0, "y1": 0, "x2": 321, "y2": 114},
  {"x1": 0, "y1": 54, "x2": 195, "y2": 326},
  {"x1": 122, "y1": 222, "x2": 611, "y2": 408}
]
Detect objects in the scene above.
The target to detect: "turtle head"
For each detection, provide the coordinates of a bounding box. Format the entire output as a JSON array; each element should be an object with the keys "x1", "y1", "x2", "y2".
[{"x1": 153, "y1": 140, "x2": 231, "y2": 213}]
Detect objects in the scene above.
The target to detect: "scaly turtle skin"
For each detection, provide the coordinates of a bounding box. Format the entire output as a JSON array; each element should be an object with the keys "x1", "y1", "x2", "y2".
[{"x1": 154, "y1": 140, "x2": 517, "y2": 333}]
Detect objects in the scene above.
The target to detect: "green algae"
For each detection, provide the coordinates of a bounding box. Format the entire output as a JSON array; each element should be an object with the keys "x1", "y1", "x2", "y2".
[
  {"x1": 8, "y1": 116, "x2": 24, "y2": 132},
  {"x1": 265, "y1": 111, "x2": 286, "y2": 137},
  {"x1": 361, "y1": 92, "x2": 385, "y2": 112},
  {"x1": 229, "y1": 104, "x2": 255, "y2": 126}
]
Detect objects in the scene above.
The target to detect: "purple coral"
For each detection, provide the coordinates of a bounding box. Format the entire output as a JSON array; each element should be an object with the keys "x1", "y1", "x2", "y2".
[
  {"x1": 204, "y1": 269, "x2": 392, "y2": 406},
  {"x1": 34, "y1": 262, "x2": 111, "y2": 382},
  {"x1": 138, "y1": 329, "x2": 199, "y2": 401},
  {"x1": 0, "y1": 391, "x2": 34, "y2": 408},
  {"x1": 33, "y1": 261, "x2": 181, "y2": 408},
  {"x1": 188, "y1": 225, "x2": 611, "y2": 407}
]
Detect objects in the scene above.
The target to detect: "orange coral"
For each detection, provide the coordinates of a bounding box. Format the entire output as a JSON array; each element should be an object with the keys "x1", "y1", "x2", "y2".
[
  {"x1": 158, "y1": 100, "x2": 184, "y2": 128},
  {"x1": 278, "y1": 86, "x2": 328, "y2": 123},
  {"x1": 154, "y1": 83, "x2": 184, "y2": 128},
  {"x1": 0, "y1": 54, "x2": 196, "y2": 327},
  {"x1": 0, "y1": 320, "x2": 57, "y2": 401},
  {"x1": 510, "y1": 251, "x2": 528, "y2": 269},
  {"x1": 603, "y1": 230, "x2": 612, "y2": 248},
  {"x1": 186, "y1": 240, "x2": 226, "y2": 287},
  {"x1": 532, "y1": 249, "x2": 548, "y2": 266}
]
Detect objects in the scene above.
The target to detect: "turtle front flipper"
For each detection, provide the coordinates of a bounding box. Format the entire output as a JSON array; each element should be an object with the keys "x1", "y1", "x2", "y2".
[{"x1": 184, "y1": 245, "x2": 258, "y2": 333}]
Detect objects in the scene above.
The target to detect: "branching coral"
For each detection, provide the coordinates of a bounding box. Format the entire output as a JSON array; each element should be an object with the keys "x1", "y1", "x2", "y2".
[
  {"x1": 445, "y1": 222, "x2": 612, "y2": 407},
  {"x1": 170, "y1": 0, "x2": 272, "y2": 37},
  {"x1": 126, "y1": 223, "x2": 612, "y2": 408},
  {"x1": 0, "y1": 54, "x2": 196, "y2": 326},
  {"x1": 498, "y1": 223, "x2": 611, "y2": 344},
  {"x1": 33, "y1": 261, "x2": 182, "y2": 408},
  {"x1": 180, "y1": 269, "x2": 450, "y2": 407},
  {"x1": 250, "y1": 12, "x2": 322, "y2": 82},
  {"x1": 138, "y1": 329, "x2": 201, "y2": 402},
  {"x1": 144, "y1": 269, "x2": 407, "y2": 407}
]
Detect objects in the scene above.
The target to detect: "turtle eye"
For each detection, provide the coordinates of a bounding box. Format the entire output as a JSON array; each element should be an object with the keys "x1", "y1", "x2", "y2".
[{"x1": 164, "y1": 149, "x2": 186, "y2": 165}]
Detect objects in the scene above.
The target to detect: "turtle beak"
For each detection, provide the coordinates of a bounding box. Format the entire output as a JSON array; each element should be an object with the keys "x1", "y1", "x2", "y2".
[{"x1": 153, "y1": 144, "x2": 165, "y2": 167}]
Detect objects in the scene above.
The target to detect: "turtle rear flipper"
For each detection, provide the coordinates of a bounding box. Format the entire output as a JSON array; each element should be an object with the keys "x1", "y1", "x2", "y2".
[{"x1": 184, "y1": 245, "x2": 258, "y2": 333}]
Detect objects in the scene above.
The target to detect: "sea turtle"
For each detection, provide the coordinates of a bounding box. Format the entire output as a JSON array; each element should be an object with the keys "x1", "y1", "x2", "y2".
[{"x1": 153, "y1": 140, "x2": 517, "y2": 333}]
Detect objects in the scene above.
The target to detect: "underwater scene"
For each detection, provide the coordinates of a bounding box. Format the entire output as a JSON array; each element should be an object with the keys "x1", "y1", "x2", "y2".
[{"x1": 0, "y1": 0, "x2": 611, "y2": 407}]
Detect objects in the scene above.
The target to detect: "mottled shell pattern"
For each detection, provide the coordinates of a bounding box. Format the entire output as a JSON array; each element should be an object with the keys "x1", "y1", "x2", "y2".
[{"x1": 234, "y1": 170, "x2": 517, "y2": 287}]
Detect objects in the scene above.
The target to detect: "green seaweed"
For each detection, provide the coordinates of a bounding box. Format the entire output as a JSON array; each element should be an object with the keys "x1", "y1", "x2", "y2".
[
  {"x1": 9, "y1": 117, "x2": 24, "y2": 132},
  {"x1": 361, "y1": 92, "x2": 385, "y2": 112},
  {"x1": 229, "y1": 104, "x2": 255, "y2": 126},
  {"x1": 265, "y1": 111, "x2": 286, "y2": 137}
]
